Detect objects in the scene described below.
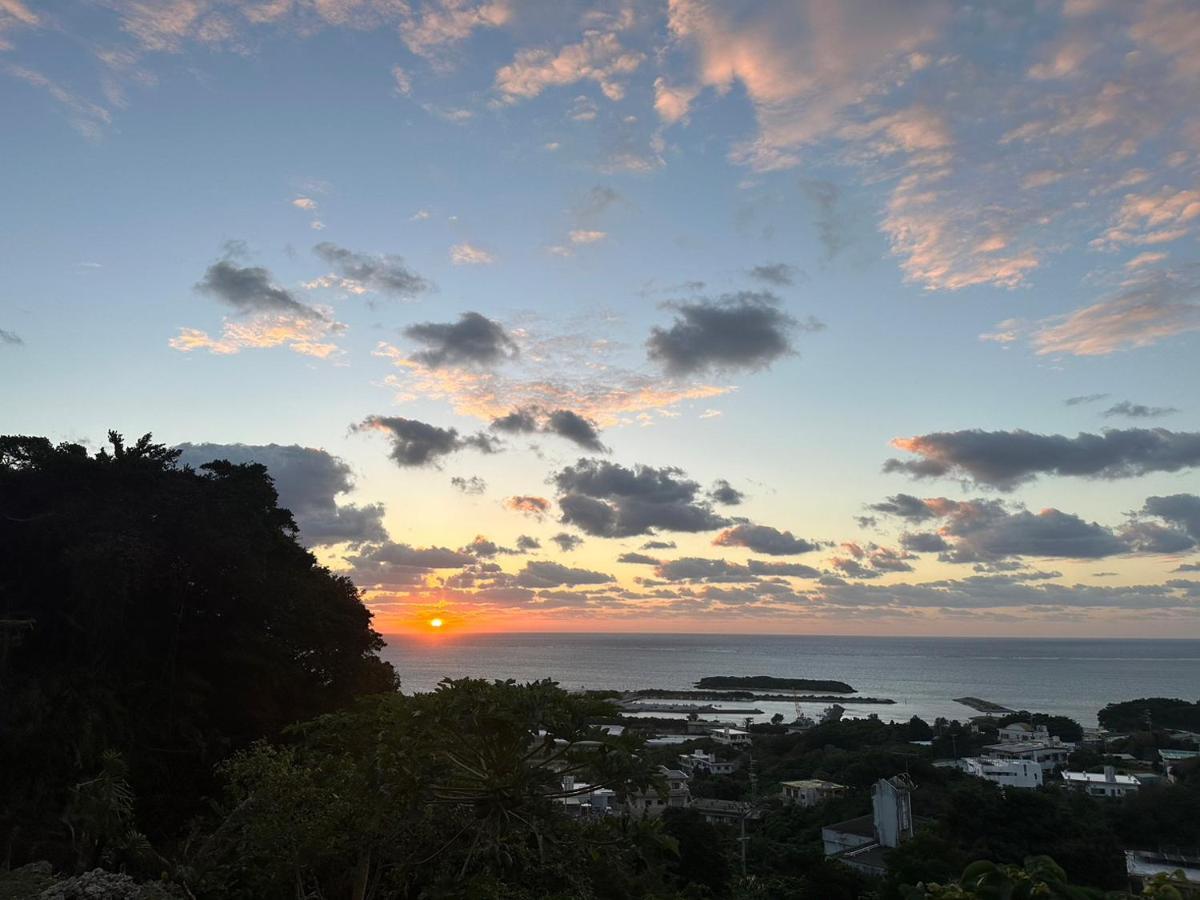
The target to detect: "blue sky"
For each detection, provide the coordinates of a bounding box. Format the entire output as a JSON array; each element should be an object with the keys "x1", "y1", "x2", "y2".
[{"x1": 3, "y1": 0, "x2": 1199, "y2": 635}]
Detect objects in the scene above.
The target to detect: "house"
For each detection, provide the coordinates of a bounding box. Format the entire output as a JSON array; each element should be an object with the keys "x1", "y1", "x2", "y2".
[
  {"x1": 1061, "y1": 766, "x2": 1141, "y2": 798},
  {"x1": 984, "y1": 726, "x2": 1073, "y2": 773},
  {"x1": 1159, "y1": 748, "x2": 1200, "y2": 782},
  {"x1": 822, "y1": 775, "x2": 917, "y2": 877},
  {"x1": 557, "y1": 775, "x2": 615, "y2": 819},
  {"x1": 710, "y1": 726, "x2": 752, "y2": 747},
  {"x1": 678, "y1": 749, "x2": 740, "y2": 776},
  {"x1": 1126, "y1": 850, "x2": 1200, "y2": 894},
  {"x1": 690, "y1": 798, "x2": 765, "y2": 827},
  {"x1": 780, "y1": 779, "x2": 847, "y2": 807},
  {"x1": 959, "y1": 757, "x2": 1043, "y2": 789},
  {"x1": 626, "y1": 766, "x2": 692, "y2": 817}
]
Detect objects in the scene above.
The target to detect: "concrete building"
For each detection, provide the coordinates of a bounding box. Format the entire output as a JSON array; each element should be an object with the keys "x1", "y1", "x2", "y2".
[
  {"x1": 690, "y1": 798, "x2": 765, "y2": 827},
  {"x1": 822, "y1": 775, "x2": 917, "y2": 877},
  {"x1": 710, "y1": 726, "x2": 752, "y2": 747},
  {"x1": 984, "y1": 726, "x2": 1072, "y2": 774},
  {"x1": 557, "y1": 775, "x2": 615, "y2": 818},
  {"x1": 678, "y1": 749, "x2": 739, "y2": 776},
  {"x1": 1061, "y1": 766, "x2": 1141, "y2": 798},
  {"x1": 1126, "y1": 850, "x2": 1200, "y2": 894},
  {"x1": 780, "y1": 779, "x2": 847, "y2": 807},
  {"x1": 625, "y1": 766, "x2": 692, "y2": 817},
  {"x1": 959, "y1": 756, "x2": 1043, "y2": 789}
]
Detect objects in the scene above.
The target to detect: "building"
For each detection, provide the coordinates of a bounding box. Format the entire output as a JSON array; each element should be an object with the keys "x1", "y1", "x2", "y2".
[
  {"x1": 690, "y1": 798, "x2": 765, "y2": 826},
  {"x1": 1160, "y1": 748, "x2": 1200, "y2": 782},
  {"x1": 1061, "y1": 766, "x2": 1141, "y2": 798},
  {"x1": 822, "y1": 775, "x2": 917, "y2": 877},
  {"x1": 710, "y1": 726, "x2": 752, "y2": 747},
  {"x1": 678, "y1": 749, "x2": 739, "y2": 776},
  {"x1": 624, "y1": 766, "x2": 692, "y2": 817},
  {"x1": 557, "y1": 775, "x2": 615, "y2": 819},
  {"x1": 984, "y1": 725, "x2": 1073, "y2": 774},
  {"x1": 959, "y1": 756, "x2": 1043, "y2": 789},
  {"x1": 1126, "y1": 850, "x2": 1200, "y2": 895},
  {"x1": 780, "y1": 779, "x2": 847, "y2": 807}
]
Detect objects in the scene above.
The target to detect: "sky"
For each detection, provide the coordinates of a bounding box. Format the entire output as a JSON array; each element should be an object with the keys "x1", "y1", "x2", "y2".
[{"x1": 2, "y1": 0, "x2": 1200, "y2": 637}]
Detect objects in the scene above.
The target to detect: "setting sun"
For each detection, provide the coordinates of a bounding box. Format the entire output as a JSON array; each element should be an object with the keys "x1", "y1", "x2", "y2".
[{"x1": 428, "y1": 618, "x2": 444, "y2": 629}]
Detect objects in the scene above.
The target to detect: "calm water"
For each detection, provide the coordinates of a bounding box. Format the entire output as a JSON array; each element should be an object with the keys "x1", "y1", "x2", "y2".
[{"x1": 381, "y1": 633, "x2": 1200, "y2": 727}]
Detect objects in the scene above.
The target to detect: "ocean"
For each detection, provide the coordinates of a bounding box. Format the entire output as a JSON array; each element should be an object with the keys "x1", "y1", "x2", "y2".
[{"x1": 380, "y1": 633, "x2": 1200, "y2": 727}]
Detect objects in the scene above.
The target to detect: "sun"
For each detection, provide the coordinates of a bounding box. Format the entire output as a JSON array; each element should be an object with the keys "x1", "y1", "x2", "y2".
[{"x1": 428, "y1": 617, "x2": 444, "y2": 629}]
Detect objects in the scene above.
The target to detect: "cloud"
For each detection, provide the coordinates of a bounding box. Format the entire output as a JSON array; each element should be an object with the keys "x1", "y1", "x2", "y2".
[
  {"x1": 195, "y1": 258, "x2": 321, "y2": 319},
  {"x1": 872, "y1": 493, "x2": 1193, "y2": 562},
  {"x1": 404, "y1": 312, "x2": 518, "y2": 369},
  {"x1": 450, "y1": 243, "x2": 496, "y2": 265},
  {"x1": 169, "y1": 313, "x2": 343, "y2": 358},
  {"x1": 708, "y1": 479, "x2": 744, "y2": 505},
  {"x1": 354, "y1": 415, "x2": 499, "y2": 467},
  {"x1": 400, "y1": 0, "x2": 511, "y2": 63},
  {"x1": 345, "y1": 541, "x2": 477, "y2": 589},
  {"x1": 1142, "y1": 494, "x2": 1200, "y2": 543},
  {"x1": 1029, "y1": 268, "x2": 1200, "y2": 356},
  {"x1": 0, "y1": 328, "x2": 23, "y2": 346},
  {"x1": 391, "y1": 65, "x2": 412, "y2": 95},
  {"x1": 1103, "y1": 401, "x2": 1179, "y2": 419},
  {"x1": 830, "y1": 543, "x2": 916, "y2": 579},
  {"x1": 748, "y1": 263, "x2": 799, "y2": 287},
  {"x1": 504, "y1": 495, "x2": 551, "y2": 518},
  {"x1": 495, "y1": 30, "x2": 643, "y2": 102},
  {"x1": 569, "y1": 229, "x2": 607, "y2": 245},
  {"x1": 292, "y1": 197, "x2": 317, "y2": 210},
  {"x1": 647, "y1": 291, "x2": 817, "y2": 376},
  {"x1": 489, "y1": 405, "x2": 607, "y2": 452},
  {"x1": 311, "y1": 242, "x2": 431, "y2": 299},
  {"x1": 551, "y1": 532, "x2": 583, "y2": 552},
  {"x1": 450, "y1": 475, "x2": 487, "y2": 494},
  {"x1": 617, "y1": 551, "x2": 659, "y2": 565},
  {"x1": 516, "y1": 534, "x2": 540, "y2": 552},
  {"x1": 713, "y1": 523, "x2": 819, "y2": 556},
  {"x1": 654, "y1": 557, "x2": 820, "y2": 582},
  {"x1": 1065, "y1": 393, "x2": 1110, "y2": 406},
  {"x1": 513, "y1": 560, "x2": 614, "y2": 588},
  {"x1": 885, "y1": 427, "x2": 1200, "y2": 489},
  {"x1": 553, "y1": 459, "x2": 732, "y2": 537},
  {"x1": 641, "y1": 539, "x2": 676, "y2": 550},
  {"x1": 175, "y1": 442, "x2": 386, "y2": 546}
]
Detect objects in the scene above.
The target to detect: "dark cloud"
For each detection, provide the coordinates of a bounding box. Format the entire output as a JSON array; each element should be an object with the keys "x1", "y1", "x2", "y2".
[
  {"x1": 647, "y1": 291, "x2": 818, "y2": 376},
  {"x1": 654, "y1": 557, "x2": 820, "y2": 582},
  {"x1": 354, "y1": 415, "x2": 499, "y2": 467},
  {"x1": 1065, "y1": 393, "x2": 1109, "y2": 406},
  {"x1": 713, "y1": 523, "x2": 818, "y2": 555},
  {"x1": 708, "y1": 479, "x2": 744, "y2": 505},
  {"x1": 1175, "y1": 562, "x2": 1200, "y2": 573},
  {"x1": 491, "y1": 406, "x2": 607, "y2": 452},
  {"x1": 516, "y1": 535, "x2": 541, "y2": 552},
  {"x1": 922, "y1": 498, "x2": 1128, "y2": 562},
  {"x1": 748, "y1": 263, "x2": 799, "y2": 287},
  {"x1": 884, "y1": 428, "x2": 1200, "y2": 489},
  {"x1": 312, "y1": 242, "x2": 431, "y2": 298},
  {"x1": 463, "y1": 535, "x2": 507, "y2": 558},
  {"x1": 175, "y1": 443, "x2": 385, "y2": 546},
  {"x1": 553, "y1": 459, "x2": 731, "y2": 537},
  {"x1": 195, "y1": 259, "x2": 321, "y2": 318},
  {"x1": 801, "y1": 180, "x2": 847, "y2": 261},
  {"x1": 855, "y1": 516, "x2": 878, "y2": 529},
  {"x1": 1141, "y1": 494, "x2": 1200, "y2": 542},
  {"x1": 404, "y1": 312, "x2": 518, "y2": 369},
  {"x1": 868, "y1": 493, "x2": 937, "y2": 521},
  {"x1": 830, "y1": 543, "x2": 915, "y2": 579},
  {"x1": 618, "y1": 552, "x2": 659, "y2": 565},
  {"x1": 1121, "y1": 522, "x2": 1196, "y2": 554},
  {"x1": 641, "y1": 540, "x2": 676, "y2": 550},
  {"x1": 450, "y1": 475, "x2": 487, "y2": 494},
  {"x1": 1103, "y1": 401, "x2": 1179, "y2": 419},
  {"x1": 343, "y1": 541, "x2": 474, "y2": 588},
  {"x1": 505, "y1": 495, "x2": 552, "y2": 517},
  {"x1": 899, "y1": 532, "x2": 950, "y2": 552},
  {"x1": 0, "y1": 329, "x2": 23, "y2": 346},
  {"x1": 546, "y1": 409, "x2": 606, "y2": 452},
  {"x1": 513, "y1": 561, "x2": 614, "y2": 588},
  {"x1": 551, "y1": 532, "x2": 584, "y2": 552}
]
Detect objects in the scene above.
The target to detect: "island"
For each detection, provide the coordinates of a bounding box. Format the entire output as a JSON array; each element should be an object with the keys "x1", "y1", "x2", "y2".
[{"x1": 694, "y1": 675, "x2": 857, "y2": 693}]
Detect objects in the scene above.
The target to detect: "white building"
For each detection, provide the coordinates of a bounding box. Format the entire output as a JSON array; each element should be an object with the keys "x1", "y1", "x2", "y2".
[
  {"x1": 822, "y1": 775, "x2": 917, "y2": 877},
  {"x1": 781, "y1": 779, "x2": 847, "y2": 807},
  {"x1": 710, "y1": 726, "x2": 752, "y2": 747},
  {"x1": 959, "y1": 757, "x2": 1043, "y2": 789},
  {"x1": 984, "y1": 725, "x2": 1073, "y2": 773},
  {"x1": 1061, "y1": 766, "x2": 1141, "y2": 798},
  {"x1": 1126, "y1": 850, "x2": 1200, "y2": 894},
  {"x1": 678, "y1": 749, "x2": 739, "y2": 776}
]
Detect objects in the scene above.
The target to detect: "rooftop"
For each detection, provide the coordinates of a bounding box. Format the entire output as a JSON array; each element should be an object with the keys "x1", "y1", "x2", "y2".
[
  {"x1": 824, "y1": 813, "x2": 876, "y2": 839},
  {"x1": 781, "y1": 779, "x2": 846, "y2": 790},
  {"x1": 1062, "y1": 770, "x2": 1140, "y2": 786}
]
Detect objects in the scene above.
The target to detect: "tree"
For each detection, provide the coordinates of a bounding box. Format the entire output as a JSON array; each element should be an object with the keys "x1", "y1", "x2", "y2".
[
  {"x1": 0, "y1": 432, "x2": 396, "y2": 866},
  {"x1": 901, "y1": 856, "x2": 1108, "y2": 899}
]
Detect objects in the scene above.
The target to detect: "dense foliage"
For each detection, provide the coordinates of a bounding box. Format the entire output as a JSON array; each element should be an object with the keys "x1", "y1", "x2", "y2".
[
  {"x1": 0, "y1": 433, "x2": 396, "y2": 865},
  {"x1": 1099, "y1": 699, "x2": 1200, "y2": 733}
]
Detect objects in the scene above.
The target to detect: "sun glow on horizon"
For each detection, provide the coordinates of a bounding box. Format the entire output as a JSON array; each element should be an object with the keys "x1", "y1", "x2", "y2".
[{"x1": 429, "y1": 617, "x2": 444, "y2": 629}]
